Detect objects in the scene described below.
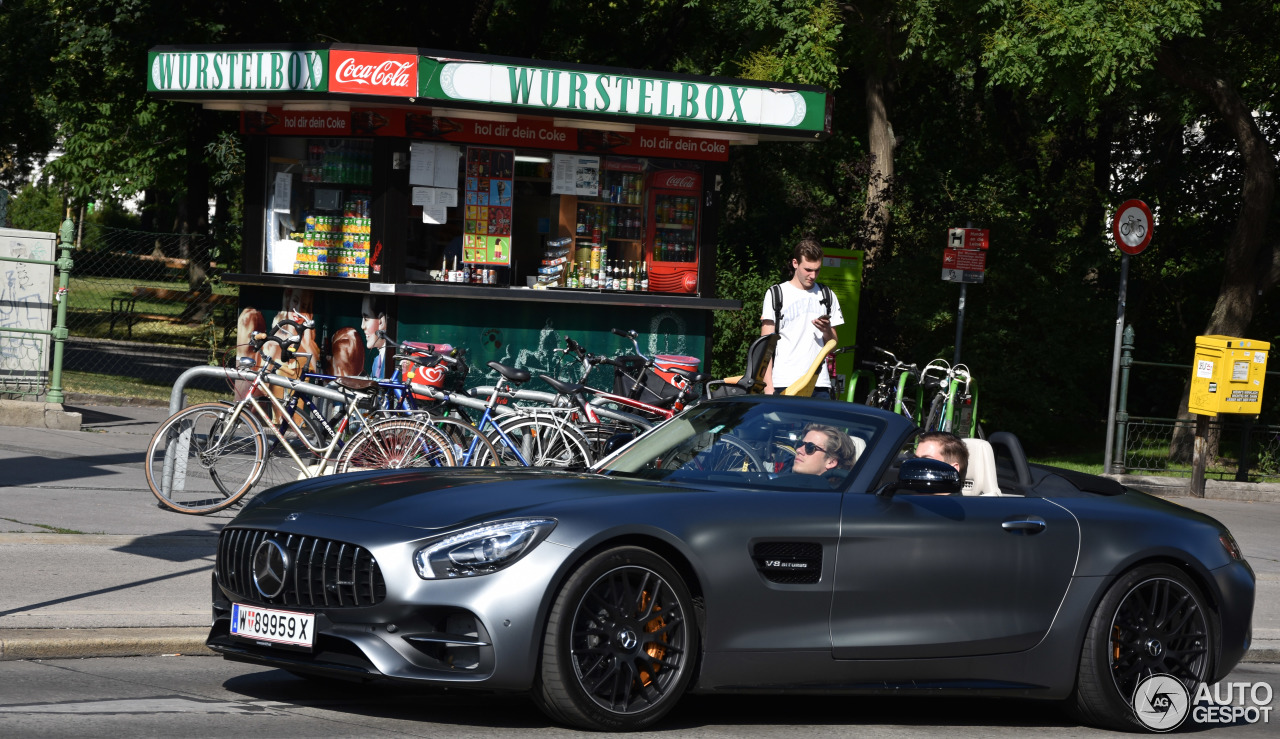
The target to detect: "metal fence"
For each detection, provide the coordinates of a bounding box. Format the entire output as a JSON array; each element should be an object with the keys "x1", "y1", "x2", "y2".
[
  {"x1": 64, "y1": 223, "x2": 239, "y2": 391},
  {"x1": 1123, "y1": 416, "x2": 1280, "y2": 482},
  {"x1": 1115, "y1": 327, "x2": 1280, "y2": 482}
]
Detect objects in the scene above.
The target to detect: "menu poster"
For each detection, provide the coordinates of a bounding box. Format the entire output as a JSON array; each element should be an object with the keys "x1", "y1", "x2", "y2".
[{"x1": 462, "y1": 146, "x2": 514, "y2": 266}]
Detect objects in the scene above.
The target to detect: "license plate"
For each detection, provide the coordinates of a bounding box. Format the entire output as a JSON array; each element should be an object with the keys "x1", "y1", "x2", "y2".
[{"x1": 230, "y1": 603, "x2": 315, "y2": 649}]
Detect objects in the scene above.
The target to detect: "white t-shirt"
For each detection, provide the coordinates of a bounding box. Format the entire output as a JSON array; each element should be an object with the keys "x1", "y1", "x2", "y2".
[{"x1": 759, "y1": 281, "x2": 844, "y2": 389}]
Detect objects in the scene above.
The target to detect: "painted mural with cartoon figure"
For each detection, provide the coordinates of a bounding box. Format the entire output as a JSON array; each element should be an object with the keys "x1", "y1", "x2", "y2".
[{"x1": 234, "y1": 285, "x2": 709, "y2": 401}]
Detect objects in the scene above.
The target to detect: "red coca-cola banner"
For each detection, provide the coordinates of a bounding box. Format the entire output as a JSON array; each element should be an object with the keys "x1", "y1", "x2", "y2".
[
  {"x1": 329, "y1": 51, "x2": 416, "y2": 97},
  {"x1": 241, "y1": 109, "x2": 350, "y2": 135},
  {"x1": 242, "y1": 107, "x2": 731, "y2": 162}
]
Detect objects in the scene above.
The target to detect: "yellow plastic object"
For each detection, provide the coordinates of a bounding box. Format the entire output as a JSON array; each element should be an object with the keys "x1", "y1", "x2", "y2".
[
  {"x1": 782, "y1": 340, "x2": 839, "y2": 398},
  {"x1": 1188, "y1": 335, "x2": 1269, "y2": 416}
]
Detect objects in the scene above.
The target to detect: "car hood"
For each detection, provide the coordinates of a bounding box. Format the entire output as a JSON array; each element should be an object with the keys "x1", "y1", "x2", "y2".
[{"x1": 243, "y1": 467, "x2": 663, "y2": 531}]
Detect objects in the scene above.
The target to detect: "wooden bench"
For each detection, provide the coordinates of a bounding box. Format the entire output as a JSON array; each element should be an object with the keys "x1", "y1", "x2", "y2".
[{"x1": 108, "y1": 287, "x2": 237, "y2": 339}]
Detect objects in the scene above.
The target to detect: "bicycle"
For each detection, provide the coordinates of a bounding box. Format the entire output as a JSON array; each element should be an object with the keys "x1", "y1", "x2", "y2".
[
  {"x1": 299, "y1": 332, "x2": 503, "y2": 468},
  {"x1": 919, "y1": 359, "x2": 979, "y2": 437},
  {"x1": 146, "y1": 332, "x2": 455, "y2": 514},
  {"x1": 407, "y1": 352, "x2": 595, "y2": 468},
  {"x1": 856, "y1": 346, "x2": 919, "y2": 420}
]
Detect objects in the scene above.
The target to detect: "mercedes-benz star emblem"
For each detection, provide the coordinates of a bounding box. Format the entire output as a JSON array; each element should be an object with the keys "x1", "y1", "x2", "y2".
[{"x1": 252, "y1": 539, "x2": 291, "y2": 599}]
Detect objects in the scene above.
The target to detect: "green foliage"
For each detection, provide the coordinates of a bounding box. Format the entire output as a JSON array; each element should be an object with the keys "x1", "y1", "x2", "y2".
[
  {"x1": 710, "y1": 250, "x2": 776, "y2": 379},
  {"x1": 8, "y1": 182, "x2": 65, "y2": 233}
]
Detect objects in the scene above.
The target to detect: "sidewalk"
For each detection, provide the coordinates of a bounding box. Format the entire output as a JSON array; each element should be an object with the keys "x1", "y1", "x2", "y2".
[{"x1": 0, "y1": 403, "x2": 1277, "y2": 662}]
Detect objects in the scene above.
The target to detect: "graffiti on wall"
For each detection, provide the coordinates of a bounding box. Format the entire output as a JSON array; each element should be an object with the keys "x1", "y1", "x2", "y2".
[{"x1": 0, "y1": 232, "x2": 54, "y2": 393}]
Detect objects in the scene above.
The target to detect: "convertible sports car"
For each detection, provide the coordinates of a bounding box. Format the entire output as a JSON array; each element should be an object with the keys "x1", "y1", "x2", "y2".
[{"x1": 206, "y1": 396, "x2": 1254, "y2": 732}]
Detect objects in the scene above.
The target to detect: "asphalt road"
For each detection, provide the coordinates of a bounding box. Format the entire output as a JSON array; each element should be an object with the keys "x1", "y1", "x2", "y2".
[{"x1": 0, "y1": 657, "x2": 1276, "y2": 737}]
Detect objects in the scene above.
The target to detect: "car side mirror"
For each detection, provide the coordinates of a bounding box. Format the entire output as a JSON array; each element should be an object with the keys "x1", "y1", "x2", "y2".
[{"x1": 879, "y1": 458, "x2": 962, "y2": 496}]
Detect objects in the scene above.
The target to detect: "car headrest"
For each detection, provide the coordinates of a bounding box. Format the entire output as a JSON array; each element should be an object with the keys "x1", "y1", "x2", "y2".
[
  {"x1": 849, "y1": 435, "x2": 866, "y2": 464},
  {"x1": 961, "y1": 437, "x2": 1001, "y2": 496}
]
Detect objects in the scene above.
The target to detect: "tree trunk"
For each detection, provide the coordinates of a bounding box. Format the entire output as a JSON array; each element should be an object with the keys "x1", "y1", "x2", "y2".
[
  {"x1": 863, "y1": 69, "x2": 894, "y2": 268},
  {"x1": 1155, "y1": 46, "x2": 1276, "y2": 463}
]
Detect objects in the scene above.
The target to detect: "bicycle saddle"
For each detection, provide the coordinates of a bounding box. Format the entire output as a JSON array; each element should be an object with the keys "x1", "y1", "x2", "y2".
[
  {"x1": 334, "y1": 376, "x2": 378, "y2": 390},
  {"x1": 488, "y1": 361, "x2": 531, "y2": 383},
  {"x1": 540, "y1": 375, "x2": 586, "y2": 396}
]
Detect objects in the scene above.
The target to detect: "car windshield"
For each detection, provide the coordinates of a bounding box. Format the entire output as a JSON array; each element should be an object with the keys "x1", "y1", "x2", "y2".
[{"x1": 595, "y1": 399, "x2": 884, "y2": 491}]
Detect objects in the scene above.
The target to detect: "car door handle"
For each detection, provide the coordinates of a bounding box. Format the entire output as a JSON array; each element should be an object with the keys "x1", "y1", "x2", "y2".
[{"x1": 1002, "y1": 518, "x2": 1046, "y2": 534}]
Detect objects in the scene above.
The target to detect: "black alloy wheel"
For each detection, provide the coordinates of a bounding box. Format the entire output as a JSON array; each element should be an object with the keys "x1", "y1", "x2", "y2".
[
  {"x1": 1070, "y1": 563, "x2": 1213, "y2": 730},
  {"x1": 535, "y1": 547, "x2": 699, "y2": 731}
]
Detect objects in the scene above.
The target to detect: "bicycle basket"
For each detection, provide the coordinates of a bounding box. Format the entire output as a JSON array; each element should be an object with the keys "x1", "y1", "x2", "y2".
[
  {"x1": 615, "y1": 354, "x2": 700, "y2": 404},
  {"x1": 401, "y1": 341, "x2": 456, "y2": 401}
]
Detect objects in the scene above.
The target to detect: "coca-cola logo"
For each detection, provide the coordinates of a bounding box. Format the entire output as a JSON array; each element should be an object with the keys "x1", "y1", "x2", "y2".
[
  {"x1": 330, "y1": 52, "x2": 416, "y2": 95},
  {"x1": 659, "y1": 174, "x2": 697, "y2": 190}
]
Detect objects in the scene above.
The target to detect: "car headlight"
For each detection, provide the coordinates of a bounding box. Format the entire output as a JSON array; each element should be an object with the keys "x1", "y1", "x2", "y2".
[{"x1": 414, "y1": 519, "x2": 556, "y2": 579}]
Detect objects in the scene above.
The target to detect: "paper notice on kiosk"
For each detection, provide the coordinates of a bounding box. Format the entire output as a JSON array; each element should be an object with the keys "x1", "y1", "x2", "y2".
[
  {"x1": 272, "y1": 172, "x2": 293, "y2": 212},
  {"x1": 422, "y1": 205, "x2": 448, "y2": 224},
  {"x1": 413, "y1": 187, "x2": 459, "y2": 208},
  {"x1": 435, "y1": 145, "x2": 460, "y2": 187},
  {"x1": 410, "y1": 142, "x2": 435, "y2": 186},
  {"x1": 553, "y1": 153, "x2": 600, "y2": 196}
]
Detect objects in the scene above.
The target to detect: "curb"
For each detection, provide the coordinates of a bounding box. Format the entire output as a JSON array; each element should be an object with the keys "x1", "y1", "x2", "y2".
[
  {"x1": 64, "y1": 392, "x2": 170, "y2": 408},
  {"x1": 1110, "y1": 475, "x2": 1280, "y2": 505},
  {"x1": 0, "y1": 399, "x2": 82, "y2": 431},
  {"x1": 0, "y1": 628, "x2": 213, "y2": 661}
]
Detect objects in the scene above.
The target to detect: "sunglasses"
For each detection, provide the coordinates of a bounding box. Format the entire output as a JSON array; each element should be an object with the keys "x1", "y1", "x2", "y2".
[{"x1": 796, "y1": 440, "x2": 829, "y2": 456}]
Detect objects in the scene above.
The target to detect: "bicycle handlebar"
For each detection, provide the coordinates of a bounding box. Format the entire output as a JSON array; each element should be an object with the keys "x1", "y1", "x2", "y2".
[{"x1": 275, "y1": 317, "x2": 312, "y2": 331}]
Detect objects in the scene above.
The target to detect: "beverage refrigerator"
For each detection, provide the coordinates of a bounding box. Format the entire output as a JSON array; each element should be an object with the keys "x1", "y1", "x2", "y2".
[{"x1": 644, "y1": 170, "x2": 701, "y2": 293}]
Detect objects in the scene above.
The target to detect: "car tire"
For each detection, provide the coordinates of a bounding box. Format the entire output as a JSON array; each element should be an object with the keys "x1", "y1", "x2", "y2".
[
  {"x1": 534, "y1": 546, "x2": 699, "y2": 731},
  {"x1": 1068, "y1": 563, "x2": 1214, "y2": 731}
]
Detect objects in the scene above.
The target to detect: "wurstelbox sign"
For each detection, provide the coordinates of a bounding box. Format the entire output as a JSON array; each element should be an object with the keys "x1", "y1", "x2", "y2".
[
  {"x1": 418, "y1": 58, "x2": 828, "y2": 134},
  {"x1": 147, "y1": 50, "x2": 328, "y2": 93}
]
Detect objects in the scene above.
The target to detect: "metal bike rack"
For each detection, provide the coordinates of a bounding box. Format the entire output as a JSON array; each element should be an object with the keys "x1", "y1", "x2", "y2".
[{"x1": 161, "y1": 366, "x2": 363, "y2": 498}]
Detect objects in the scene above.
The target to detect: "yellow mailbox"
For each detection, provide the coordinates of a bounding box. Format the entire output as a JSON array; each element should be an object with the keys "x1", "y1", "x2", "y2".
[{"x1": 1188, "y1": 335, "x2": 1269, "y2": 416}]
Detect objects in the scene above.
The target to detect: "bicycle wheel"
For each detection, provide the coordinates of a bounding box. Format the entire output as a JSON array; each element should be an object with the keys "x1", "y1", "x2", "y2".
[
  {"x1": 336, "y1": 418, "x2": 456, "y2": 473},
  {"x1": 923, "y1": 394, "x2": 947, "y2": 433},
  {"x1": 430, "y1": 416, "x2": 501, "y2": 467},
  {"x1": 145, "y1": 403, "x2": 265, "y2": 515},
  {"x1": 255, "y1": 410, "x2": 327, "y2": 491},
  {"x1": 487, "y1": 415, "x2": 594, "y2": 468}
]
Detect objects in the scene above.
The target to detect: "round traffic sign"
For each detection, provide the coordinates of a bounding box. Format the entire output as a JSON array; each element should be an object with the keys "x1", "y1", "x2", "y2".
[{"x1": 1112, "y1": 199, "x2": 1153, "y2": 255}]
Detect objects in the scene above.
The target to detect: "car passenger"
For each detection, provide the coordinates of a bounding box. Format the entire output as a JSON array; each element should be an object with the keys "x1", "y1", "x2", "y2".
[
  {"x1": 914, "y1": 431, "x2": 969, "y2": 493},
  {"x1": 793, "y1": 424, "x2": 858, "y2": 478}
]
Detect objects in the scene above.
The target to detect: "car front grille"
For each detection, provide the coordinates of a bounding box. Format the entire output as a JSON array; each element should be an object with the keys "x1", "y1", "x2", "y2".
[{"x1": 217, "y1": 528, "x2": 386, "y2": 608}]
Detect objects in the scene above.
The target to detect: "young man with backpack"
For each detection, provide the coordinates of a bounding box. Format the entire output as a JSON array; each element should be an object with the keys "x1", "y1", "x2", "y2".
[{"x1": 760, "y1": 238, "x2": 843, "y2": 398}]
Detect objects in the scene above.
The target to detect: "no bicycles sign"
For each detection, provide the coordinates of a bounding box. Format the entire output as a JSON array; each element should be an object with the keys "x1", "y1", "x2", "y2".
[{"x1": 1113, "y1": 199, "x2": 1153, "y2": 255}]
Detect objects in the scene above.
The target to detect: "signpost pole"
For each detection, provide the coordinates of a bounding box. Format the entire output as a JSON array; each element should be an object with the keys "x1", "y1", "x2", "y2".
[
  {"x1": 954, "y1": 282, "x2": 966, "y2": 365},
  {"x1": 1103, "y1": 252, "x2": 1130, "y2": 473},
  {"x1": 1103, "y1": 199, "x2": 1152, "y2": 474}
]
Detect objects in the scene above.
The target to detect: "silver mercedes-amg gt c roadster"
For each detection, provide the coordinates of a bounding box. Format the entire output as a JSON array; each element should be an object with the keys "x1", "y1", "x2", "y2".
[{"x1": 206, "y1": 395, "x2": 1254, "y2": 732}]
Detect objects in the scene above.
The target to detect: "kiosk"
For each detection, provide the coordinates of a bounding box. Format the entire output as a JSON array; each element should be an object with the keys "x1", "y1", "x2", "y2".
[{"x1": 146, "y1": 44, "x2": 832, "y2": 386}]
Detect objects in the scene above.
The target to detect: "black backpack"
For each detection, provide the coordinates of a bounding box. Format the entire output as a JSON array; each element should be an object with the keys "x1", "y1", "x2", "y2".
[{"x1": 771, "y1": 282, "x2": 832, "y2": 331}]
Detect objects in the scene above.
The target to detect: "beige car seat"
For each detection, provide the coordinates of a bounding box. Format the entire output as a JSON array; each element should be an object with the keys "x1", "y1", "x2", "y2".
[{"x1": 961, "y1": 437, "x2": 1001, "y2": 496}]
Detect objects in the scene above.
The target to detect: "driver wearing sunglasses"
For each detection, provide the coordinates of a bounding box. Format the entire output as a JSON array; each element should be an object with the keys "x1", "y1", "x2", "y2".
[{"x1": 793, "y1": 424, "x2": 857, "y2": 476}]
